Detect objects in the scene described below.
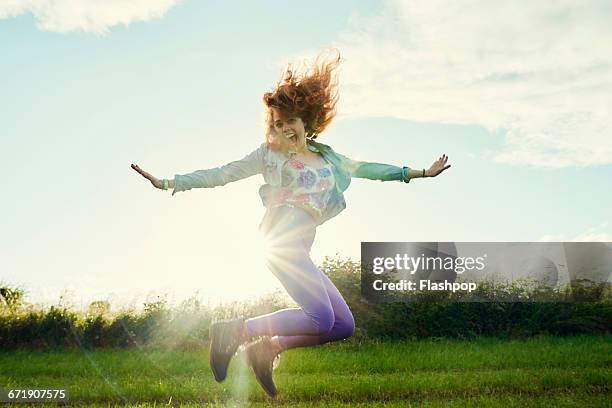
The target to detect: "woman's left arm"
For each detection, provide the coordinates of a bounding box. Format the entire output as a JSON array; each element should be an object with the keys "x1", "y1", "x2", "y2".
[{"x1": 336, "y1": 151, "x2": 451, "y2": 183}]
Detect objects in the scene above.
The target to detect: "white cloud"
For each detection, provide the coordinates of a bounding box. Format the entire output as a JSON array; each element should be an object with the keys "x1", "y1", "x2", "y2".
[
  {"x1": 335, "y1": 0, "x2": 612, "y2": 167},
  {"x1": 0, "y1": 0, "x2": 181, "y2": 33}
]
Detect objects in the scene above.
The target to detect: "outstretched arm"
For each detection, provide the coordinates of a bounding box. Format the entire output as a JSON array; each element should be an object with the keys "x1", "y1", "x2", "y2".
[
  {"x1": 131, "y1": 144, "x2": 266, "y2": 195},
  {"x1": 337, "y1": 151, "x2": 451, "y2": 182}
]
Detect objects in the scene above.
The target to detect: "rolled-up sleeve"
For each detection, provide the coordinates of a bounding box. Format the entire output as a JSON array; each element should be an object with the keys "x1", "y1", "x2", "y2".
[
  {"x1": 401, "y1": 166, "x2": 411, "y2": 183},
  {"x1": 172, "y1": 144, "x2": 266, "y2": 195}
]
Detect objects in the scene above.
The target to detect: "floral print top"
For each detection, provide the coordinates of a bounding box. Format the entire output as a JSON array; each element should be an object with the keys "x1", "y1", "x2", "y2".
[{"x1": 271, "y1": 155, "x2": 336, "y2": 221}]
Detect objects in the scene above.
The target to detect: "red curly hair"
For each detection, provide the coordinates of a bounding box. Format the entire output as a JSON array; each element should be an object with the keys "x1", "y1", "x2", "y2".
[{"x1": 263, "y1": 50, "x2": 341, "y2": 143}]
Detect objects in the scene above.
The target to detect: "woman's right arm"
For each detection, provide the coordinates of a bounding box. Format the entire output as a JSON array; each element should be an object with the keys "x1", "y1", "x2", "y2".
[{"x1": 131, "y1": 143, "x2": 266, "y2": 195}]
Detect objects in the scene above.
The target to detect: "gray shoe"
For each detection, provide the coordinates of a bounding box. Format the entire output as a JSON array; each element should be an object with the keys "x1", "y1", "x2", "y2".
[
  {"x1": 245, "y1": 336, "x2": 280, "y2": 397},
  {"x1": 209, "y1": 317, "x2": 246, "y2": 382}
]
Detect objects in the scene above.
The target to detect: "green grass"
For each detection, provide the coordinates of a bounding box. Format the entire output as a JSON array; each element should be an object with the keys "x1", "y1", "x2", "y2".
[{"x1": 0, "y1": 336, "x2": 609, "y2": 407}]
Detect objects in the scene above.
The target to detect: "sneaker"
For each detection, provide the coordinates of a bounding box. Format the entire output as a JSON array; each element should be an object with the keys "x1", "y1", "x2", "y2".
[
  {"x1": 209, "y1": 317, "x2": 247, "y2": 382},
  {"x1": 245, "y1": 336, "x2": 280, "y2": 397}
]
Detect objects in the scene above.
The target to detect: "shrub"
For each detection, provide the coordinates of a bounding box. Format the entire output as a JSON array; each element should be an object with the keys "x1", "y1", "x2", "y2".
[{"x1": 0, "y1": 256, "x2": 609, "y2": 349}]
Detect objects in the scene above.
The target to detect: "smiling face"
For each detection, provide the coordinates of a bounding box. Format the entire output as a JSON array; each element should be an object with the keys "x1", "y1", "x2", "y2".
[{"x1": 269, "y1": 107, "x2": 307, "y2": 154}]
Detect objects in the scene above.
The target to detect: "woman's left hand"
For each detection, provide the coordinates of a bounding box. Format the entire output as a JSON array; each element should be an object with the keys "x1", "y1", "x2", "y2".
[{"x1": 426, "y1": 154, "x2": 451, "y2": 177}]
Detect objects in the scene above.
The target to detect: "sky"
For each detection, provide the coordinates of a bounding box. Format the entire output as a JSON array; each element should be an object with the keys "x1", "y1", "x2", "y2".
[{"x1": 1, "y1": 0, "x2": 611, "y2": 310}]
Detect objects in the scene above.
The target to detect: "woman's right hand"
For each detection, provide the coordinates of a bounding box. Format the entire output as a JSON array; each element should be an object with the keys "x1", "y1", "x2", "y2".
[{"x1": 131, "y1": 163, "x2": 163, "y2": 189}]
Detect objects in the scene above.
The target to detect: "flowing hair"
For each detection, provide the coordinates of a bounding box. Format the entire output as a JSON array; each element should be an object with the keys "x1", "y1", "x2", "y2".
[{"x1": 263, "y1": 50, "x2": 341, "y2": 147}]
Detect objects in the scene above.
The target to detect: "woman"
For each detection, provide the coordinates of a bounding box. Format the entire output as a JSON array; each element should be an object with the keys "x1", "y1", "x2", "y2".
[{"x1": 131, "y1": 52, "x2": 451, "y2": 397}]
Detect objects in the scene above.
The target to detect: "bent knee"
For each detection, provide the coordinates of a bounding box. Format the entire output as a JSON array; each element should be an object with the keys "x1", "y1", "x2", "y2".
[{"x1": 319, "y1": 313, "x2": 356, "y2": 340}]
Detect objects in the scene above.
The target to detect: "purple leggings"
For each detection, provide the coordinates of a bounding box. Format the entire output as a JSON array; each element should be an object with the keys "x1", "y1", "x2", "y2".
[{"x1": 245, "y1": 205, "x2": 355, "y2": 351}]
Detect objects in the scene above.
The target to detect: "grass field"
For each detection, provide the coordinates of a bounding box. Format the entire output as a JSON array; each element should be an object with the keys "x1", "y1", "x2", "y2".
[{"x1": 0, "y1": 336, "x2": 609, "y2": 407}]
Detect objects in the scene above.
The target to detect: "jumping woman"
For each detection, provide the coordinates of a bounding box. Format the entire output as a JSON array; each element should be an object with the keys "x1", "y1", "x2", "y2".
[{"x1": 131, "y1": 51, "x2": 451, "y2": 397}]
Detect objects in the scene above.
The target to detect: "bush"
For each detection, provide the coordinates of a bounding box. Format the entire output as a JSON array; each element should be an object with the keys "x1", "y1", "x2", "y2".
[{"x1": 0, "y1": 257, "x2": 609, "y2": 349}]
